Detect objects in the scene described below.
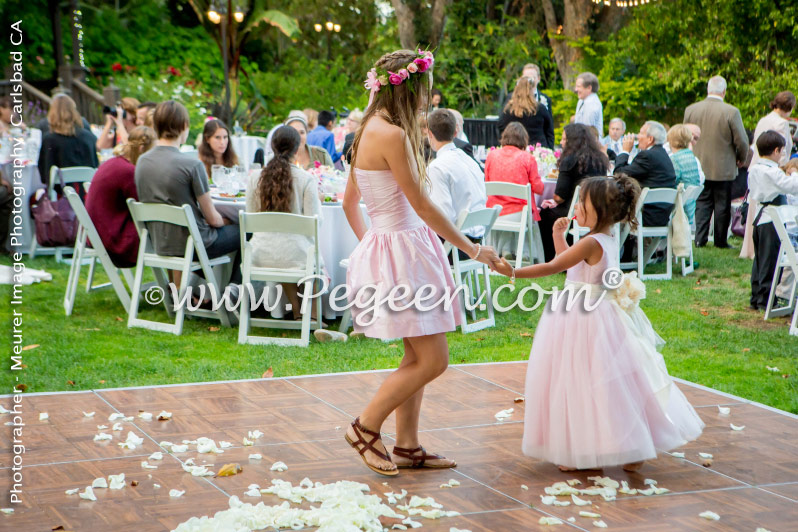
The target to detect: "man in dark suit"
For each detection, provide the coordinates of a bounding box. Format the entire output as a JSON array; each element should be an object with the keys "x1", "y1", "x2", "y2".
[
  {"x1": 614, "y1": 120, "x2": 677, "y2": 228},
  {"x1": 501, "y1": 63, "x2": 552, "y2": 113}
]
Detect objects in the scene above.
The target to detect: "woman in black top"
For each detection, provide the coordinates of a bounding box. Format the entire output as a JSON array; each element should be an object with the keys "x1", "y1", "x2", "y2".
[
  {"x1": 498, "y1": 77, "x2": 554, "y2": 149},
  {"x1": 38, "y1": 94, "x2": 98, "y2": 187},
  {"x1": 538, "y1": 123, "x2": 609, "y2": 261}
]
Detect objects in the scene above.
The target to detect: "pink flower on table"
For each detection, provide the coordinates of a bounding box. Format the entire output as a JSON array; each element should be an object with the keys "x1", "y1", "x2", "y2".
[
  {"x1": 407, "y1": 62, "x2": 418, "y2": 74},
  {"x1": 554, "y1": 150, "x2": 562, "y2": 158},
  {"x1": 398, "y1": 68, "x2": 409, "y2": 80},
  {"x1": 388, "y1": 71, "x2": 403, "y2": 85},
  {"x1": 314, "y1": 160, "x2": 321, "y2": 169}
]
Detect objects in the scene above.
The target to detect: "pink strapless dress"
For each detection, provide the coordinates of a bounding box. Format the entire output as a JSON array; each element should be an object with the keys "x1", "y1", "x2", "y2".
[
  {"x1": 522, "y1": 232, "x2": 704, "y2": 469},
  {"x1": 346, "y1": 169, "x2": 462, "y2": 339}
]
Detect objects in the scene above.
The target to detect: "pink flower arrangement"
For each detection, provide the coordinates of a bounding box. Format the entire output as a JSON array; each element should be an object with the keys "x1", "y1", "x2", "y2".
[{"x1": 362, "y1": 50, "x2": 435, "y2": 96}]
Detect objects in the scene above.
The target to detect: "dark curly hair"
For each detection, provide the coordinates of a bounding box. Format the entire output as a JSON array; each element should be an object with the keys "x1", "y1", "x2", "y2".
[
  {"x1": 579, "y1": 174, "x2": 641, "y2": 232},
  {"x1": 558, "y1": 123, "x2": 609, "y2": 176},
  {"x1": 258, "y1": 126, "x2": 300, "y2": 213}
]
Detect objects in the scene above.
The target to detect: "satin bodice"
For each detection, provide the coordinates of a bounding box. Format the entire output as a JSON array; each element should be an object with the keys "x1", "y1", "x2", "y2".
[
  {"x1": 566, "y1": 232, "x2": 618, "y2": 285},
  {"x1": 354, "y1": 168, "x2": 423, "y2": 233}
]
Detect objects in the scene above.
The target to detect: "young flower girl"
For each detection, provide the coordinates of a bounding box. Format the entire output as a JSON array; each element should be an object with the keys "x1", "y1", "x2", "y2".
[{"x1": 492, "y1": 175, "x2": 704, "y2": 471}]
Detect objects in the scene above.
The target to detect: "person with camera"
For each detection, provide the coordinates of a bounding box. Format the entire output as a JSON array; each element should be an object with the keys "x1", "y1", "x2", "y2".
[{"x1": 96, "y1": 97, "x2": 139, "y2": 151}]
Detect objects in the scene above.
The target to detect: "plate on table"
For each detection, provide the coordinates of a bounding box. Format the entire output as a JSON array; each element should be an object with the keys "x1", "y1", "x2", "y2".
[{"x1": 210, "y1": 188, "x2": 245, "y2": 201}]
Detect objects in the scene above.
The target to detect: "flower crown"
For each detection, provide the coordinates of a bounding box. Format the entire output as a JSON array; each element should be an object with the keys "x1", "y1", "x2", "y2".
[{"x1": 364, "y1": 50, "x2": 435, "y2": 95}]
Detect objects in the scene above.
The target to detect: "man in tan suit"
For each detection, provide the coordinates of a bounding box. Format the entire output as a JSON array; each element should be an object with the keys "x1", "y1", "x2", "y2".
[{"x1": 684, "y1": 76, "x2": 749, "y2": 248}]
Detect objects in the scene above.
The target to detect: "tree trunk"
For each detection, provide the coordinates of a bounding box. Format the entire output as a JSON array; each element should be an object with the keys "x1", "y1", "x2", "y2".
[
  {"x1": 391, "y1": 0, "x2": 416, "y2": 50},
  {"x1": 429, "y1": 0, "x2": 452, "y2": 49},
  {"x1": 539, "y1": 0, "x2": 593, "y2": 90}
]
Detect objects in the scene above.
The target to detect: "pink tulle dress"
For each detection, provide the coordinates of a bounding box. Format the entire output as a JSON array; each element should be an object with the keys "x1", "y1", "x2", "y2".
[
  {"x1": 346, "y1": 169, "x2": 462, "y2": 339},
  {"x1": 522, "y1": 232, "x2": 704, "y2": 469}
]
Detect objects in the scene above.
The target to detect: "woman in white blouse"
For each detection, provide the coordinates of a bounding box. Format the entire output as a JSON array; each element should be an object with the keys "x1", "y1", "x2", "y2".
[{"x1": 246, "y1": 125, "x2": 326, "y2": 321}]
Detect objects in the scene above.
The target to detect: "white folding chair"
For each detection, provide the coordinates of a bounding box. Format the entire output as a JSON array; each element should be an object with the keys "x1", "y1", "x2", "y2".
[
  {"x1": 565, "y1": 185, "x2": 592, "y2": 243},
  {"x1": 678, "y1": 184, "x2": 704, "y2": 276},
  {"x1": 763, "y1": 207, "x2": 798, "y2": 336},
  {"x1": 620, "y1": 187, "x2": 678, "y2": 280},
  {"x1": 237, "y1": 211, "x2": 323, "y2": 346},
  {"x1": 30, "y1": 166, "x2": 96, "y2": 261},
  {"x1": 126, "y1": 200, "x2": 235, "y2": 335},
  {"x1": 338, "y1": 258, "x2": 353, "y2": 334},
  {"x1": 63, "y1": 187, "x2": 135, "y2": 315},
  {"x1": 485, "y1": 182, "x2": 544, "y2": 268},
  {"x1": 443, "y1": 206, "x2": 502, "y2": 333}
]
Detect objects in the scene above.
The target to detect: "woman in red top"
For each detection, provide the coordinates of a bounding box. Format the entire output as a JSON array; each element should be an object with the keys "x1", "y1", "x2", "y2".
[
  {"x1": 484, "y1": 122, "x2": 543, "y2": 258},
  {"x1": 85, "y1": 126, "x2": 156, "y2": 268}
]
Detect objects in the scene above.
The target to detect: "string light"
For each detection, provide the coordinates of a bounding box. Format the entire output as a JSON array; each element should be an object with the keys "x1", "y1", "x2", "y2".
[{"x1": 73, "y1": 9, "x2": 86, "y2": 68}]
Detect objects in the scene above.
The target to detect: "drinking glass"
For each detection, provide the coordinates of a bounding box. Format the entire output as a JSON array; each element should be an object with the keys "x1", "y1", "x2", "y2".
[{"x1": 211, "y1": 165, "x2": 224, "y2": 186}]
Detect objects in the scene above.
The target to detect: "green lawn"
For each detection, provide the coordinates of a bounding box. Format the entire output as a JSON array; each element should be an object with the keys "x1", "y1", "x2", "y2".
[{"x1": 2, "y1": 239, "x2": 796, "y2": 413}]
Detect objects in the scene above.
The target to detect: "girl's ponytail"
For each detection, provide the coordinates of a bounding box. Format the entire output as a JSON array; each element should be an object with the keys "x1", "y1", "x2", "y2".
[{"x1": 614, "y1": 174, "x2": 641, "y2": 231}]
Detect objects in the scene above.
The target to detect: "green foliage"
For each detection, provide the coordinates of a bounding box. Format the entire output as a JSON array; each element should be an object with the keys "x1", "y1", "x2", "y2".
[{"x1": 595, "y1": 0, "x2": 798, "y2": 127}]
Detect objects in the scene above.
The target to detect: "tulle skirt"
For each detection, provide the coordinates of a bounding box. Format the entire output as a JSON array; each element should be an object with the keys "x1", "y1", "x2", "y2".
[{"x1": 522, "y1": 296, "x2": 704, "y2": 469}]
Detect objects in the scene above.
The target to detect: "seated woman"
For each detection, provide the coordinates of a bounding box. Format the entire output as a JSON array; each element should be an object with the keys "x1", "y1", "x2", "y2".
[
  {"x1": 538, "y1": 123, "x2": 609, "y2": 261},
  {"x1": 343, "y1": 109, "x2": 363, "y2": 164},
  {"x1": 38, "y1": 94, "x2": 99, "y2": 187},
  {"x1": 96, "y1": 97, "x2": 140, "y2": 150},
  {"x1": 284, "y1": 111, "x2": 333, "y2": 170},
  {"x1": 135, "y1": 101, "x2": 241, "y2": 285},
  {"x1": 498, "y1": 77, "x2": 554, "y2": 149},
  {"x1": 0, "y1": 96, "x2": 26, "y2": 134},
  {"x1": 86, "y1": 126, "x2": 156, "y2": 268},
  {"x1": 667, "y1": 124, "x2": 702, "y2": 226},
  {"x1": 484, "y1": 122, "x2": 544, "y2": 258},
  {"x1": 246, "y1": 125, "x2": 329, "y2": 327},
  {"x1": 198, "y1": 118, "x2": 240, "y2": 179}
]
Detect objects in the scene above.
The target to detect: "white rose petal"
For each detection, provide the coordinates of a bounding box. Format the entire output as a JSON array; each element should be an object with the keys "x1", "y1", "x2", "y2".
[
  {"x1": 171, "y1": 444, "x2": 188, "y2": 453},
  {"x1": 403, "y1": 518, "x2": 422, "y2": 528},
  {"x1": 94, "y1": 432, "x2": 112, "y2": 442},
  {"x1": 91, "y1": 477, "x2": 108, "y2": 489},
  {"x1": 184, "y1": 458, "x2": 195, "y2": 466},
  {"x1": 653, "y1": 487, "x2": 671, "y2": 495},
  {"x1": 572, "y1": 494, "x2": 591, "y2": 506},
  {"x1": 153, "y1": 483, "x2": 161, "y2": 489},
  {"x1": 196, "y1": 437, "x2": 222, "y2": 454},
  {"x1": 138, "y1": 412, "x2": 153, "y2": 421},
  {"x1": 540, "y1": 495, "x2": 557, "y2": 505},
  {"x1": 65, "y1": 488, "x2": 79, "y2": 495},
  {"x1": 619, "y1": 481, "x2": 637, "y2": 495},
  {"x1": 148, "y1": 452, "x2": 163, "y2": 461},
  {"x1": 39, "y1": 413, "x2": 49, "y2": 421},
  {"x1": 755, "y1": 529, "x2": 772, "y2": 532},
  {"x1": 730, "y1": 423, "x2": 745, "y2": 431},
  {"x1": 248, "y1": 430, "x2": 264, "y2": 439},
  {"x1": 108, "y1": 474, "x2": 126, "y2": 490},
  {"x1": 766, "y1": 366, "x2": 779, "y2": 372},
  {"x1": 108, "y1": 413, "x2": 125, "y2": 421},
  {"x1": 521, "y1": 484, "x2": 529, "y2": 490},
  {"x1": 567, "y1": 479, "x2": 582, "y2": 486},
  {"x1": 219, "y1": 441, "x2": 233, "y2": 449},
  {"x1": 539, "y1": 517, "x2": 563, "y2": 525},
  {"x1": 123, "y1": 416, "x2": 134, "y2": 422},
  {"x1": 0, "y1": 508, "x2": 11, "y2": 515},
  {"x1": 119, "y1": 431, "x2": 144, "y2": 450},
  {"x1": 579, "y1": 511, "x2": 602, "y2": 518},
  {"x1": 638, "y1": 488, "x2": 656, "y2": 496},
  {"x1": 249, "y1": 454, "x2": 262, "y2": 460},
  {"x1": 270, "y1": 461, "x2": 288, "y2": 472},
  {"x1": 699, "y1": 511, "x2": 720, "y2": 521},
  {"x1": 96, "y1": 425, "x2": 108, "y2": 430},
  {"x1": 671, "y1": 452, "x2": 685, "y2": 458},
  {"x1": 242, "y1": 437, "x2": 254, "y2": 446},
  {"x1": 494, "y1": 408, "x2": 514, "y2": 420},
  {"x1": 698, "y1": 452, "x2": 713, "y2": 459},
  {"x1": 169, "y1": 489, "x2": 185, "y2": 498},
  {"x1": 112, "y1": 423, "x2": 123, "y2": 431},
  {"x1": 593, "y1": 520, "x2": 608, "y2": 528},
  {"x1": 79, "y1": 486, "x2": 97, "y2": 501},
  {"x1": 83, "y1": 411, "x2": 95, "y2": 417},
  {"x1": 244, "y1": 488, "x2": 261, "y2": 497},
  {"x1": 568, "y1": 517, "x2": 576, "y2": 523},
  {"x1": 644, "y1": 479, "x2": 657, "y2": 486},
  {"x1": 449, "y1": 528, "x2": 472, "y2": 532},
  {"x1": 718, "y1": 406, "x2": 730, "y2": 415},
  {"x1": 158, "y1": 411, "x2": 172, "y2": 420},
  {"x1": 141, "y1": 461, "x2": 158, "y2": 469},
  {"x1": 588, "y1": 476, "x2": 620, "y2": 489},
  {"x1": 183, "y1": 464, "x2": 213, "y2": 477}
]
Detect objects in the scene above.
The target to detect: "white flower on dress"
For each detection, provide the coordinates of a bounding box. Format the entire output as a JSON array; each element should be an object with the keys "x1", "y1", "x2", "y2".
[{"x1": 613, "y1": 272, "x2": 646, "y2": 312}]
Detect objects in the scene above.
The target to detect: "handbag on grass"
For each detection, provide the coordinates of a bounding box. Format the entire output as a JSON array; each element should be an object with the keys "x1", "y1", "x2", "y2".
[
  {"x1": 30, "y1": 168, "x2": 78, "y2": 247},
  {"x1": 730, "y1": 191, "x2": 749, "y2": 237}
]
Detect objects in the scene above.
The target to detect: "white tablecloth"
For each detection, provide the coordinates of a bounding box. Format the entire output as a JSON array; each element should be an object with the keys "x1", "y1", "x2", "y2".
[
  {"x1": 212, "y1": 197, "x2": 370, "y2": 318},
  {"x1": 230, "y1": 136, "x2": 266, "y2": 171},
  {"x1": 1, "y1": 161, "x2": 41, "y2": 252},
  {"x1": 535, "y1": 178, "x2": 558, "y2": 209}
]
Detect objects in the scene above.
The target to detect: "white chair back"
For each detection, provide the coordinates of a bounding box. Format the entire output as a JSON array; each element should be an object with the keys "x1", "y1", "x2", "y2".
[
  {"x1": 48, "y1": 166, "x2": 95, "y2": 201},
  {"x1": 485, "y1": 182, "x2": 543, "y2": 266},
  {"x1": 443, "y1": 206, "x2": 503, "y2": 255}
]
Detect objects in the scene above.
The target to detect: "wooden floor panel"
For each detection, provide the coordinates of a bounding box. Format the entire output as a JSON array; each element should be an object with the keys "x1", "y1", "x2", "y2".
[{"x1": 0, "y1": 362, "x2": 795, "y2": 531}]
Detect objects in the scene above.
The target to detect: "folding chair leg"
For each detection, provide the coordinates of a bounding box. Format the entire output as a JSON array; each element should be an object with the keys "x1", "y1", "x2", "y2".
[
  {"x1": 515, "y1": 224, "x2": 526, "y2": 269},
  {"x1": 299, "y1": 278, "x2": 312, "y2": 347},
  {"x1": 637, "y1": 233, "x2": 645, "y2": 279},
  {"x1": 237, "y1": 271, "x2": 251, "y2": 344},
  {"x1": 63, "y1": 234, "x2": 84, "y2": 316},
  {"x1": 86, "y1": 256, "x2": 97, "y2": 292},
  {"x1": 665, "y1": 232, "x2": 672, "y2": 280},
  {"x1": 29, "y1": 232, "x2": 37, "y2": 258}
]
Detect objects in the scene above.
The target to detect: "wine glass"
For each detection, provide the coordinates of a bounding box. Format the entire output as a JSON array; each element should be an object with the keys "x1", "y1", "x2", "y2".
[{"x1": 211, "y1": 164, "x2": 223, "y2": 186}]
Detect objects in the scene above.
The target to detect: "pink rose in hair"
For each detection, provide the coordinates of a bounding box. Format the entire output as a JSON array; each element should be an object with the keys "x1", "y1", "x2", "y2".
[
  {"x1": 388, "y1": 71, "x2": 403, "y2": 85},
  {"x1": 407, "y1": 62, "x2": 418, "y2": 74},
  {"x1": 413, "y1": 58, "x2": 430, "y2": 73},
  {"x1": 398, "y1": 69, "x2": 409, "y2": 80},
  {"x1": 423, "y1": 51, "x2": 434, "y2": 60}
]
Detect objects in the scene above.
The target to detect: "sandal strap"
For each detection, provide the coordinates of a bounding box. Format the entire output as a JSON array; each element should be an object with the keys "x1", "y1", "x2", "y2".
[
  {"x1": 351, "y1": 417, "x2": 392, "y2": 463},
  {"x1": 392, "y1": 445, "x2": 446, "y2": 468}
]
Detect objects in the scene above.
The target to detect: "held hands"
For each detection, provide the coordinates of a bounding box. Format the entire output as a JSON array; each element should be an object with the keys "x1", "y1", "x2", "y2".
[
  {"x1": 621, "y1": 133, "x2": 635, "y2": 153},
  {"x1": 472, "y1": 244, "x2": 500, "y2": 267},
  {"x1": 490, "y1": 257, "x2": 514, "y2": 278},
  {"x1": 540, "y1": 199, "x2": 558, "y2": 209}
]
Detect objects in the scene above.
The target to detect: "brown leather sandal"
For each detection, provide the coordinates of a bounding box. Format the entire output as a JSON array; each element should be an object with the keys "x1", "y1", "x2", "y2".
[
  {"x1": 392, "y1": 445, "x2": 457, "y2": 469},
  {"x1": 344, "y1": 417, "x2": 398, "y2": 477}
]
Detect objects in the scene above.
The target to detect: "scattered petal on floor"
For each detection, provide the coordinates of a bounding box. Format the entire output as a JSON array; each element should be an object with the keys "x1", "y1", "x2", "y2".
[
  {"x1": 108, "y1": 474, "x2": 125, "y2": 490},
  {"x1": 593, "y1": 520, "x2": 608, "y2": 528},
  {"x1": 148, "y1": 452, "x2": 163, "y2": 461},
  {"x1": 572, "y1": 494, "x2": 591, "y2": 506},
  {"x1": 671, "y1": 452, "x2": 685, "y2": 458},
  {"x1": 39, "y1": 413, "x2": 48, "y2": 421},
  {"x1": 521, "y1": 484, "x2": 529, "y2": 490},
  {"x1": 93, "y1": 432, "x2": 112, "y2": 442},
  {"x1": 270, "y1": 461, "x2": 288, "y2": 472},
  {"x1": 730, "y1": 423, "x2": 745, "y2": 431},
  {"x1": 699, "y1": 511, "x2": 720, "y2": 521},
  {"x1": 579, "y1": 511, "x2": 601, "y2": 518},
  {"x1": 539, "y1": 517, "x2": 564, "y2": 525},
  {"x1": 643, "y1": 479, "x2": 657, "y2": 486},
  {"x1": 718, "y1": 406, "x2": 730, "y2": 415},
  {"x1": 169, "y1": 489, "x2": 185, "y2": 498},
  {"x1": 138, "y1": 412, "x2": 153, "y2": 421},
  {"x1": 157, "y1": 411, "x2": 172, "y2": 420},
  {"x1": 91, "y1": 478, "x2": 108, "y2": 489},
  {"x1": 108, "y1": 413, "x2": 125, "y2": 422},
  {"x1": 83, "y1": 412, "x2": 95, "y2": 417},
  {"x1": 141, "y1": 461, "x2": 158, "y2": 469},
  {"x1": 65, "y1": 488, "x2": 79, "y2": 495},
  {"x1": 249, "y1": 454, "x2": 262, "y2": 460},
  {"x1": 247, "y1": 430, "x2": 264, "y2": 439},
  {"x1": 494, "y1": 408, "x2": 514, "y2": 420},
  {"x1": 698, "y1": 452, "x2": 713, "y2": 459},
  {"x1": 79, "y1": 487, "x2": 97, "y2": 501}
]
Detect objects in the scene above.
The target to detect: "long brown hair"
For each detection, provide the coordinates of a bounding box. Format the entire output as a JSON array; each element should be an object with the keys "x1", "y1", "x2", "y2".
[
  {"x1": 558, "y1": 123, "x2": 609, "y2": 176},
  {"x1": 579, "y1": 174, "x2": 641, "y2": 233},
  {"x1": 48, "y1": 94, "x2": 83, "y2": 136},
  {"x1": 505, "y1": 76, "x2": 538, "y2": 117},
  {"x1": 258, "y1": 126, "x2": 300, "y2": 213},
  {"x1": 199, "y1": 119, "x2": 239, "y2": 176},
  {"x1": 121, "y1": 126, "x2": 156, "y2": 165},
  {"x1": 349, "y1": 49, "x2": 432, "y2": 192}
]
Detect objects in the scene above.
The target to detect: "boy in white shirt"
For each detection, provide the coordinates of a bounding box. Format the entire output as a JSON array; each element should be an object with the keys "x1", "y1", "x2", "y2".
[{"x1": 748, "y1": 130, "x2": 798, "y2": 310}]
